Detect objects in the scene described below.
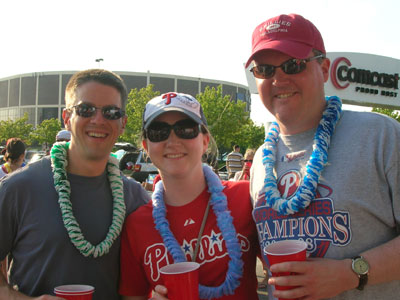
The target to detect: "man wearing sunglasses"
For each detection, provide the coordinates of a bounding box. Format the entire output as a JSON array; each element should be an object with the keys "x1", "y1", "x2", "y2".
[
  {"x1": 247, "y1": 14, "x2": 400, "y2": 300},
  {"x1": 0, "y1": 69, "x2": 149, "y2": 300}
]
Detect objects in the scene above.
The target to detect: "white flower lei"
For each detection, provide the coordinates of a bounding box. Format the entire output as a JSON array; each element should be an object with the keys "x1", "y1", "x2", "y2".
[
  {"x1": 50, "y1": 142, "x2": 126, "y2": 257},
  {"x1": 260, "y1": 96, "x2": 342, "y2": 215}
]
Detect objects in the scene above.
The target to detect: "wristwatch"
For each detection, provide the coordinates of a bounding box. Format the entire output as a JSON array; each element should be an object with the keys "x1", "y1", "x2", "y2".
[{"x1": 351, "y1": 256, "x2": 369, "y2": 290}]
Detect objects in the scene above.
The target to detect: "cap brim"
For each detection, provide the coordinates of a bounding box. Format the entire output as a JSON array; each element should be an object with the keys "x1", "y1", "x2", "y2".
[
  {"x1": 143, "y1": 107, "x2": 204, "y2": 130},
  {"x1": 245, "y1": 40, "x2": 313, "y2": 68}
]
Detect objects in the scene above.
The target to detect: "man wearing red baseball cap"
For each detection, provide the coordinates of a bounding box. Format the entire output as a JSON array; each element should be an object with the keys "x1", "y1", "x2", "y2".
[{"x1": 248, "y1": 14, "x2": 400, "y2": 300}]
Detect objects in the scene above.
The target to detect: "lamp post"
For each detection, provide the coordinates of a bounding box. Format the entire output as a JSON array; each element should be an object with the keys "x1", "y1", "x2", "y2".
[{"x1": 95, "y1": 58, "x2": 104, "y2": 68}]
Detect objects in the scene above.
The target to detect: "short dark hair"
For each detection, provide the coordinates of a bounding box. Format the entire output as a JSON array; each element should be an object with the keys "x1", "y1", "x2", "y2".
[
  {"x1": 233, "y1": 144, "x2": 240, "y2": 150},
  {"x1": 312, "y1": 49, "x2": 326, "y2": 63},
  {"x1": 65, "y1": 69, "x2": 127, "y2": 109}
]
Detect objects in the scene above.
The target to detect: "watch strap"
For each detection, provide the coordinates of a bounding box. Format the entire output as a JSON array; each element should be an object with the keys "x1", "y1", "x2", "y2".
[{"x1": 357, "y1": 273, "x2": 368, "y2": 290}]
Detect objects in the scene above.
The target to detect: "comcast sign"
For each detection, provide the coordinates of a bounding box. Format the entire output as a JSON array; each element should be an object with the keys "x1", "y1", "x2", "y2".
[{"x1": 325, "y1": 52, "x2": 400, "y2": 108}]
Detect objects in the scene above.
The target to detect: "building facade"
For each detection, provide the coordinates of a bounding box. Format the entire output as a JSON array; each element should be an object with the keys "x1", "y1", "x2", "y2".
[{"x1": 0, "y1": 71, "x2": 250, "y2": 127}]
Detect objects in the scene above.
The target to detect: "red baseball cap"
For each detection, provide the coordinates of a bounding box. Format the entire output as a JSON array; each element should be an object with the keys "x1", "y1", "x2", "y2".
[{"x1": 245, "y1": 14, "x2": 325, "y2": 68}]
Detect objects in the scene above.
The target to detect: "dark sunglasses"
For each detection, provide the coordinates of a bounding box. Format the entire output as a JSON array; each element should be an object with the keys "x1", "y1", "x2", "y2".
[
  {"x1": 250, "y1": 55, "x2": 325, "y2": 79},
  {"x1": 145, "y1": 119, "x2": 201, "y2": 142},
  {"x1": 244, "y1": 159, "x2": 253, "y2": 163},
  {"x1": 68, "y1": 103, "x2": 125, "y2": 120}
]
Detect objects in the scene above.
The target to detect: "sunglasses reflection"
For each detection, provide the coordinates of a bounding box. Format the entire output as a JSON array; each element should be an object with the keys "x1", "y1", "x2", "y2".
[{"x1": 69, "y1": 103, "x2": 125, "y2": 120}]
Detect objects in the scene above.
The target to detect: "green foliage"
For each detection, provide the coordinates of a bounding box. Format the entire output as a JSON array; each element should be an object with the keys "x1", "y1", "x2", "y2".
[
  {"x1": 30, "y1": 118, "x2": 62, "y2": 149},
  {"x1": 234, "y1": 120, "x2": 265, "y2": 150},
  {"x1": 120, "y1": 85, "x2": 160, "y2": 147},
  {"x1": 197, "y1": 86, "x2": 246, "y2": 149},
  {"x1": 372, "y1": 107, "x2": 400, "y2": 122},
  {"x1": 0, "y1": 113, "x2": 34, "y2": 145},
  {"x1": 197, "y1": 85, "x2": 264, "y2": 153}
]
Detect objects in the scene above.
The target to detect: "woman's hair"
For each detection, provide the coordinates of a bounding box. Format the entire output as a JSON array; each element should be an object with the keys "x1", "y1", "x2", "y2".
[
  {"x1": 244, "y1": 148, "x2": 255, "y2": 159},
  {"x1": 3, "y1": 138, "x2": 26, "y2": 163},
  {"x1": 201, "y1": 125, "x2": 219, "y2": 172}
]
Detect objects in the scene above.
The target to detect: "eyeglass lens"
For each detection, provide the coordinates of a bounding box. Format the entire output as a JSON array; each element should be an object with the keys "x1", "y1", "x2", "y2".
[
  {"x1": 250, "y1": 55, "x2": 323, "y2": 79},
  {"x1": 146, "y1": 119, "x2": 201, "y2": 142},
  {"x1": 71, "y1": 103, "x2": 125, "y2": 120}
]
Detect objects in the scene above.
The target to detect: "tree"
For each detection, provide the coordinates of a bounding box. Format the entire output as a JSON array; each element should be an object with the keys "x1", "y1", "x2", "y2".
[
  {"x1": 120, "y1": 85, "x2": 160, "y2": 147},
  {"x1": 30, "y1": 118, "x2": 62, "y2": 150},
  {"x1": 197, "y1": 86, "x2": 248, "y2": 150},
  {"x1": 0, "y1": 113, "x2": 34, "y2": 145},
  {"x1": 197, "y1": 85, "x2": 264, "y2": 153},
  {"x1": 372, "y1": 107, "x2": 400, "y2": 122},
  {"x1": 234, "y1": 120, "x2": 265, "y2": 151}
]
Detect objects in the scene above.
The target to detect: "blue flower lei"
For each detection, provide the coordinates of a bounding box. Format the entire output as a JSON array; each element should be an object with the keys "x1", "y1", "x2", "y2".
[
  {"x1": 152, "y1": 165, "x2": 244, "y2": 299},
  {"x1": 260, "y1": 96, "x2": 342, "y2": 215}
]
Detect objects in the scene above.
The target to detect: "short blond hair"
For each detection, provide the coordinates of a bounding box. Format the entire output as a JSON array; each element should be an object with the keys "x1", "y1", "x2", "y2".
[{"x1": 244, "y1": 148, "x2": 255, "y2": 160}]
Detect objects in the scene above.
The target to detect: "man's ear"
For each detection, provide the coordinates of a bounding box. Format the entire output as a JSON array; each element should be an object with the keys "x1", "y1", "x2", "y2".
[
  {"x1": 321, "y1": 58, "x2": 331, "y2": 83},
  {"x1": 120, "y1": 116, "x2": 128, "y2": 135},
  {"x1": 62, "y1": 109, "x2": 72, "y2": 131}
]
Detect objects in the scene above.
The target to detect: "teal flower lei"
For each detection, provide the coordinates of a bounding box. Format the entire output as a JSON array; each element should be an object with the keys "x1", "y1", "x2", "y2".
[
  {"x1": 261, "y1": 96, "x2": 342, "y2": 215},
  {"x1": 152, "y1": 165, "x2": 243, "y2": 299},
  {"x1": 50, "y1": 142, "x2": 126, "y2": 257}
]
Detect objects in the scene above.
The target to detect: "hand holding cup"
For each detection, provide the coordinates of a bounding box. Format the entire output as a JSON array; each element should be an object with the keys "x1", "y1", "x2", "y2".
[
  {"x1": 159, "y1": 262, "x2": 199, "y2": 300},
  {"x1": 264, "y1": 240, "x2": 307, "y2": 300}
]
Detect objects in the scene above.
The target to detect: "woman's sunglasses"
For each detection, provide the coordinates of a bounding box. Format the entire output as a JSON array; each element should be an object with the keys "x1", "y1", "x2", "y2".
[
  {"x1": 250, "y1": 55, "x2": 325, "y2": 79},
  {"x1": 144, "y1": 119, "x2": 201, "y2": 142},
  {"x1": 68, "y1": 103, "x2": 125, "y2": 120}
]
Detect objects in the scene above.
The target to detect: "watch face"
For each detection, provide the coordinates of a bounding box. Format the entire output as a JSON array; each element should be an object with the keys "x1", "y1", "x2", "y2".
[{"x1": 354, "y1": 259, "x2": 369, "y2": 275}]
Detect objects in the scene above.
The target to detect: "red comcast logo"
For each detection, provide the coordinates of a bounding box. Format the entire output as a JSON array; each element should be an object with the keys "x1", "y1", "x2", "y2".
[{"x1": 330, "y1": 57, "x2": 351, "y2": 89}]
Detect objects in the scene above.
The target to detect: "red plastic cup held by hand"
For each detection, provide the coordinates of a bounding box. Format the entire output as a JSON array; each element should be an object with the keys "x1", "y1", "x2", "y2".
[
  {"x1": 159, "y1": 262, "x2": 200, "y2": 300},
  {"x1": 264, "y1": 240, "x2": 307, "y2": 300}
]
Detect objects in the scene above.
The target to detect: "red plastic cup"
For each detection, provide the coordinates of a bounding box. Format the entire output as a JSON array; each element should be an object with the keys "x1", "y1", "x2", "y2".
[
  {"x1": 54, "y1": 285, "x2": 94, "y2": 300},
  {"x1": 159, "y1": 262, "x2": 200, "y2": 300},
  {"x1": 264, "y1": 240, "x2": 307, "y2": 300}
]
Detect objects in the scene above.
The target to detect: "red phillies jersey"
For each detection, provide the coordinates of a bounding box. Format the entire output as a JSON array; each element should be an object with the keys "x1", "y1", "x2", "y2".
[{"x1": 119, "y1": 180, "x2": 259, "y2": 299}]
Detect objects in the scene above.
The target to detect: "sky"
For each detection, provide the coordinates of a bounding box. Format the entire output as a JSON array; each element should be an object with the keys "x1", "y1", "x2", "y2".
[{"x1": 1, "y1": 0, "x2": 399, "y2": 124}]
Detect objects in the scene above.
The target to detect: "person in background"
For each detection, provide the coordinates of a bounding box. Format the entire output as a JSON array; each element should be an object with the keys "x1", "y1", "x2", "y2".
[
  {"x1": 226, "y1": 144, "x2": 243, "y2": 179},
  {"x1": 247, "y1": 13, "x2": 400, "y2": 300},
  {"x1": 0, "y1": 138, "x2": 26, "y2": 179},
  {"x1": 229, "y1": 147, "x2": 268, "y2": 290},
  {"x1": 0, "y1": 138, "x2": 26, "y2": 279},
  {"x1": 232, "y1": 148, "x2": 255, "y2": 181},
  {"x1": 119, "y1": 92, "x2": 259, "y2": 299},
  {"x1": 0, "y1": 69, "x2": 149, "y2": 300},
  {"x1": 56, "y1": 129, "x2": 71, "y2": 142}
]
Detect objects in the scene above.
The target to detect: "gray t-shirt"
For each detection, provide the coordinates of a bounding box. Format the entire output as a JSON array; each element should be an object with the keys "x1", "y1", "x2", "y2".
[
  {"x1": 0, "y1": 157, "x2": 150, "y2": 300},
  {"x1": 251, "y1": 110, "x2": 400, "y2": 300}
]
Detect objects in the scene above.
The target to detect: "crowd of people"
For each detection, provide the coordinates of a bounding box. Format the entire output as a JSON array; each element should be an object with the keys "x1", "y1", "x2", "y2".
[{"x1": 0, "y1": 12, "x2": 399, "y2": 300}]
